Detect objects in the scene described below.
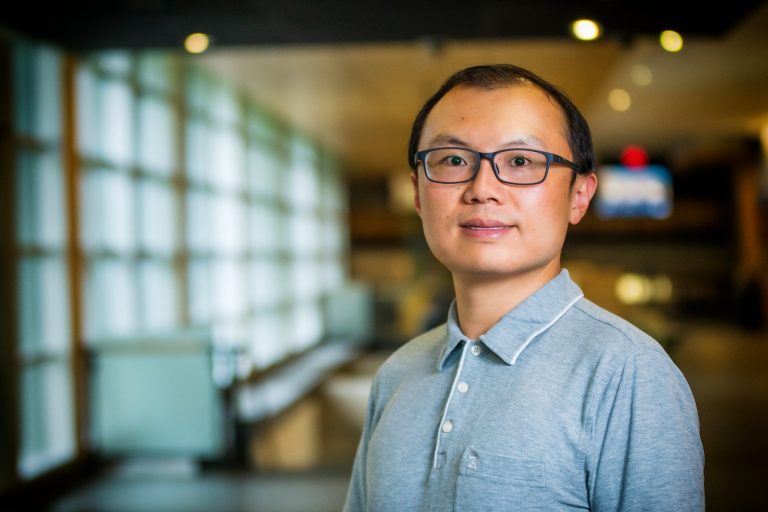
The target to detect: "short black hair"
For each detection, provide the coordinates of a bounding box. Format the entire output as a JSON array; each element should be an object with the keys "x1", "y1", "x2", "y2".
[{"x1": 407, "y1": 64, "x2": 596, "y2": 176}]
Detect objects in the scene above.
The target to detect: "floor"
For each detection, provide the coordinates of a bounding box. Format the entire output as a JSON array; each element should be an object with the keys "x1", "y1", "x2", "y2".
[
  {"x1": 672, "y1": 321, "x2": 768, "y2": 511},
  {"x1": 49, "y1": 461, "x2": 352, "y2": 512},
  {"x1": 44, "y1": 320, "x2": 767, "y2": 512}
]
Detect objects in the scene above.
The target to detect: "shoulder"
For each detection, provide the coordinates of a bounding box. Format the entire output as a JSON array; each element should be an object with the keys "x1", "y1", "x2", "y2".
[
  {"x1": 566, "y1": 298, "x2": 696, "y2": 407},
  {"x1": 379, "y1": 323, "x2": 448, "y2": 370},
  {"x1": 547, "y1": 297, "x2": 688, "y2": 390},
  {"x1": 373, "y1": 323, "x2": 447, "y2": 384},
  {"x1": 567, "y1": 297, "x2": 667, "y2": 357}
]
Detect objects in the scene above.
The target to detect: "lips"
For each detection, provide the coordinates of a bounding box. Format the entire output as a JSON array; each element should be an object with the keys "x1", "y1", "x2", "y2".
[
  {"x1": 459, "y1": 218, "x2": 513, "y2": 229},
  {"x1": 459, "y1": 218, "x2": 515, "y2": 238}
]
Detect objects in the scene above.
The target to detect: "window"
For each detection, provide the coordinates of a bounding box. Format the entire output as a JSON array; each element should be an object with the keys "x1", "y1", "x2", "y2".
[
  {"x1": 12, "y1": 40, "x2": 77, "y2": 480},
  {"x1": 4, "y1": 38, "x2": 350, "y2": 487},
  {"x1": 78, "y1": 51, "x2": 182, "y2": 341}
]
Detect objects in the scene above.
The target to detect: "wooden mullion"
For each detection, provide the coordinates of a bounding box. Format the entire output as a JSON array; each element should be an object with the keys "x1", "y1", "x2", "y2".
[
  {"x1": 62, "y1": 52, "x2": 88, "y2": 458},
  {"x1": 0, "y1": 33, "x2": 21, "y2": 493}
]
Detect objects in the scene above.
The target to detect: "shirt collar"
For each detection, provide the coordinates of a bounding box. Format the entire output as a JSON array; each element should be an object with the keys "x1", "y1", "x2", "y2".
[{"x1": 437, "y1": 269, "x2": 584, "y2": 370}]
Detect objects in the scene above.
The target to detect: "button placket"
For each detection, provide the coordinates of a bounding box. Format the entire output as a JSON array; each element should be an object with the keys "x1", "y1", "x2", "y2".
[
  {"x1": 433, "y1": 339, "x2": 477, "y2": 469},
  {"x1": 442, "y1": 350, "x2": 475, "y2": 435}
]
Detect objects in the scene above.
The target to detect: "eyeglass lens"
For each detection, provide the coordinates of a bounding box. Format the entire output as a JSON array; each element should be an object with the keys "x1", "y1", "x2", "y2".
[{"x1": 423, "y1": 148, "x2": 548, "y2": 184}]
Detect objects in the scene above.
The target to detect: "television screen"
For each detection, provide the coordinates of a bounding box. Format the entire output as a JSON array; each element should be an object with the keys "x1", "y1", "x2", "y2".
[{"x1": 595, "y1": 164, "x2": 673, "y2": 219}]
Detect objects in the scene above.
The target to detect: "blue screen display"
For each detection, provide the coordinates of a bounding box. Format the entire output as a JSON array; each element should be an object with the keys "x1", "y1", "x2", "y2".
[{"x1": 595, "y1": 165, "x2": 673, "y2": 219}]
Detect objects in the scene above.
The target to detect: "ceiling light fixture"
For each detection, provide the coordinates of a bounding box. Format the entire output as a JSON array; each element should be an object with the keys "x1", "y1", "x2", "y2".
[
  {"x1": 630, "y1": 64, "x2": 653, "y2": 86},
  {"x1": 608, "y1": 89, "x2": 632, "y2": 112},
  {"x1": 184, "y1": 33, "x2": 211, "y2": 54},
  {"x1": 571, "y1": 19, "x2": 602, "y2": 41},
  {"x1": 660, "y1": 30, "x2": 684, "y2": 52}
]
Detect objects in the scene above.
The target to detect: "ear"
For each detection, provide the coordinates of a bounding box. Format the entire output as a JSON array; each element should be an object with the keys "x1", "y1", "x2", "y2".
[
  {"x1": 411, "y1": 172, "x2": 422, "y2": 214},
  {"x1": 569, "y1": 172, "x2": 597, "y2": 225}
]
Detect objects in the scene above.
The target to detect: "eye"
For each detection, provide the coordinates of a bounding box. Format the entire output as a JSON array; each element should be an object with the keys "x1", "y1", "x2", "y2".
[
  {"x1": 511, "y1": 155, "x2": 529, "y2": 166},
  {"x1": 444, "y1": 154, "x2": 466, "y2": 166}
]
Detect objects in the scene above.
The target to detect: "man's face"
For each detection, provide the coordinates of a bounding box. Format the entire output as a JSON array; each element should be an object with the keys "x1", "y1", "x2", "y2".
[{"x1": 412, "y1": 84, "x2": 596, "y2": 283}]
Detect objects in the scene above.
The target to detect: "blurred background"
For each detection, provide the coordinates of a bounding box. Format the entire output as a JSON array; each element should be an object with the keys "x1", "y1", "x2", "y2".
[{"x1": 0, "y1": 1, "x2": 766, "y2": 511}]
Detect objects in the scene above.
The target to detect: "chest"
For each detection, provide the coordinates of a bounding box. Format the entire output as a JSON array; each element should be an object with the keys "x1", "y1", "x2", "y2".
[{"x1": 366, "y1": 343, "x2": 597, "y2": 511}]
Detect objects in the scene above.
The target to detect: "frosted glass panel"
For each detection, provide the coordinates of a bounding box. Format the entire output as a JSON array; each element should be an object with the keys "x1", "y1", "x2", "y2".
[
  {"x1": 212, "y1": 259, "x2": 246, "y2": 319},
  {"x1": 138, "y1": 180, "x2": 176, "y2": 254},
  {"x1": 137, "y1": 52, "x2": 173, "y2": 92},
  {"x1": 19, "y1": 361, "x2": 76, "y2": 479},
  {"x1": 324, "y1": 258, "x2": 345, "y2": 292},
  {"x1": 81, "y1": 170, "x2": 135, "y2": 252},
  {"x1": 250, "y1": 203, "x2": 280, "y2": 253},
  {"x1": 186, "y1": 190, "x2": 211, "y2": 253},
  {"x1": 322, "y1": 172, "x2": 346, "y2": 214},
  {"x1": 249, "y1": 314, "x2": 285, "y2": 369},
  {"x1": 210, "y1": 84, "x2": 240, "y2": 125},
  {"x1": 211, "y1": 195, "x2": 245, "y2": 254},
  {"x1": 12, "y1": 42, "x2": 33, "y2": 136},
  {"x1": 139, "y1": 261, "x2": 178, "y2": 331},
  {"x1": 76, "y1": 66, "x2": 100, "y2": 157},
  {"x1": 84, "y1": 260, "x2": 137, "y2": 339},
  {"x1": 290, "y1": 303, "x2": 323, "y2": 352},
  {"x1": 323, "y1": 215, "x2": 345, "y2": 254},
  {"x1": 250, "y1": 259, "x2": 281, "y2": 307},
  {"x1": 13, "y1": 42, "x2": 61, "y2": 141},
  {"x1": 138, "y1": 96, "x2": 175, "y2": 175},
  {"x1": 18, "y1": 257, "x2": 71, "y2": 356},
  {"x1": 185, "y1": 70, "x2": 211, "y2": 113},
  {"x1": 291, "y1": 258, "x2": 321, "y2": 300},
  {"x1": 185, "y1": 119, "x2": 210, "y2": 184},
  {"x1": 210, "y1": 128, "x2": 244, "y2": 191},
  {"x1": 188, "y1": 259, "x2": 211, "y2": 325},
  {"x1": 100, "y1": 79, "x2": 133, "y2": 166},
  {"x1": 92, "y1": 50, "x2": 132, "y2": 76},
  {"x1": 16, "y1": 149, "x2": 66, "y2": 248},
  {"x1": 212, "y1": 320, "x2": 248, "y2": 354},
  {"x1": 248, "y1": 146, "x2": 281, "y2": 198},
  {"x1": 286, "y1": 164, "x2": 313, "y2": 209},
  {"x1": 289, "y1": 211, "x2": 318, "y2": 255},
  {"x1": 30, "y1": 46, "x2": 62, "y2": 141}
]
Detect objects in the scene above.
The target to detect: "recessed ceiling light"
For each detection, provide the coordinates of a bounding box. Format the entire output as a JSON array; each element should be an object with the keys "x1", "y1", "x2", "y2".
[
  {"x1": 660, "y1": 30, "x2": 683, "y2": 52},
  {"x1": 184, "y1": 33, "x2": 211, "y2": 54},
  {"x1": 571, "y1": 19, "x2": 602, "y2": 41},
  {"x1": 608, "y1": 89, "x2": 632, "y2": 112},
  {"x1": 630, "y1": 64, "x2": 653, "y2": 86}
]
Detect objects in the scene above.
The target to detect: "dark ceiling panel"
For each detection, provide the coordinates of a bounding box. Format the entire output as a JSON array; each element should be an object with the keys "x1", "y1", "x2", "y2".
[{"x1": 1, "y1": 1, "x2": 765, "y2": 50}]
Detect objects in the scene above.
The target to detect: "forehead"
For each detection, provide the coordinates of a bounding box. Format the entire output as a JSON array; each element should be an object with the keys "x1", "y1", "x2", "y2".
[{"x1": 420, "y1": 84, "x2": 569, "y2": 150}]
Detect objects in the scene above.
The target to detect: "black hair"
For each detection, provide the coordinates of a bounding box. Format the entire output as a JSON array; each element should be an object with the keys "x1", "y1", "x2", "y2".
[{"x1": 407, "y1": 64, "x2": 596, "y2": 176}]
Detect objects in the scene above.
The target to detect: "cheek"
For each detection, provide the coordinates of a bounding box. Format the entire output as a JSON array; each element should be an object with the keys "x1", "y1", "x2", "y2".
[
  {"x1": 524, "y1": 187, "x2": 572, "y2": 231},
  {"x1": 419, "y1": 187, "x2": 459, "y2": 217}
]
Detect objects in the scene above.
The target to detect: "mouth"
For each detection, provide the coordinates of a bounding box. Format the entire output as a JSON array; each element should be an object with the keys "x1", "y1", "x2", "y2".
[{"x1": 459, "y1": 218, "x2": 515, "y2": 237}]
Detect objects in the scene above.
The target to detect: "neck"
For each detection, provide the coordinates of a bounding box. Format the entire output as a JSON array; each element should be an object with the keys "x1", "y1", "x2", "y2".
[{"x1": 452, "y1": 264, "x2": 562, "y2": 339}]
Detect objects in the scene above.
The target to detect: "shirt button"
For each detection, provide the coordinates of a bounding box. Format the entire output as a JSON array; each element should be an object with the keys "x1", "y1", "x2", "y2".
[
  {"x1": 441, "y1": 420, "x2": 453, "y2": 433},
  {"x1": 471, "y1": 344, "x2": 482, "y2": 356},
  {"x1": 457, "y1": 382, "x2": 469, "y2": 393}
]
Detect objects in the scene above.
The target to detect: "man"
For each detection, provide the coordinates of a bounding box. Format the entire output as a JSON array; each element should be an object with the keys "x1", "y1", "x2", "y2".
[{"x1": 343, "y1": 64, "x2": 704, "y2": 511}]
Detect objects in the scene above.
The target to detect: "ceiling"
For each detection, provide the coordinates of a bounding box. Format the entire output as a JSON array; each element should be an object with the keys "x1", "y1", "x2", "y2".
[{"x1": 2, "y1": 1, "x2": 767, "y2": 177}]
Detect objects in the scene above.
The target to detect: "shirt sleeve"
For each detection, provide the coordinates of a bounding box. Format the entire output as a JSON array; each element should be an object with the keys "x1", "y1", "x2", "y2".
[
  {"x1": 343, "y1": 377, "x2": 379, "y2": 512},
  {"x1": 588, "y1": 347, "x2": 705, "y2": 511}
]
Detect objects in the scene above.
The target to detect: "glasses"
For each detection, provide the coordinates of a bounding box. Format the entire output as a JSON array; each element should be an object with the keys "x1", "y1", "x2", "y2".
[{"x1": 413, "y1": 147, "x2": 583, "y2": 185}]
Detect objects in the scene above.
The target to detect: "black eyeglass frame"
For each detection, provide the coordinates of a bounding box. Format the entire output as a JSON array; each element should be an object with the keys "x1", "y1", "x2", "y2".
[{"x1": 413, "y1": 147, "x2": 584, "y2": 185}]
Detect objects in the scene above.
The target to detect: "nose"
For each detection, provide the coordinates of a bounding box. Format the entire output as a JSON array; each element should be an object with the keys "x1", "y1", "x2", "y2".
[{"x1": 462, "y1": 156, "x2": 504, "y2": 204}]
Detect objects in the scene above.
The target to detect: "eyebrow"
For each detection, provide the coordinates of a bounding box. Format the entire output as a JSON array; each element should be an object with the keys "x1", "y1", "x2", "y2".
[{"x1": 426, "y1": 132, "x2": 548, "y2": 150}]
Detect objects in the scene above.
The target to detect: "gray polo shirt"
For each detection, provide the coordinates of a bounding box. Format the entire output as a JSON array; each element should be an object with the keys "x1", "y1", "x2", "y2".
[{"x1": 344, "y1": 269, "x2": 704, "y2": 511}]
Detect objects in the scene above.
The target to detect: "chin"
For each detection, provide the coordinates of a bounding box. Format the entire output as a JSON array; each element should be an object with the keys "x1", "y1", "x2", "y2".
[
  {"x1": 440, "y1": 252, "x2": 562, "y2": 282},
  {"x1": 444, "y1": 257, "x2": 524, "y2": 278}
]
